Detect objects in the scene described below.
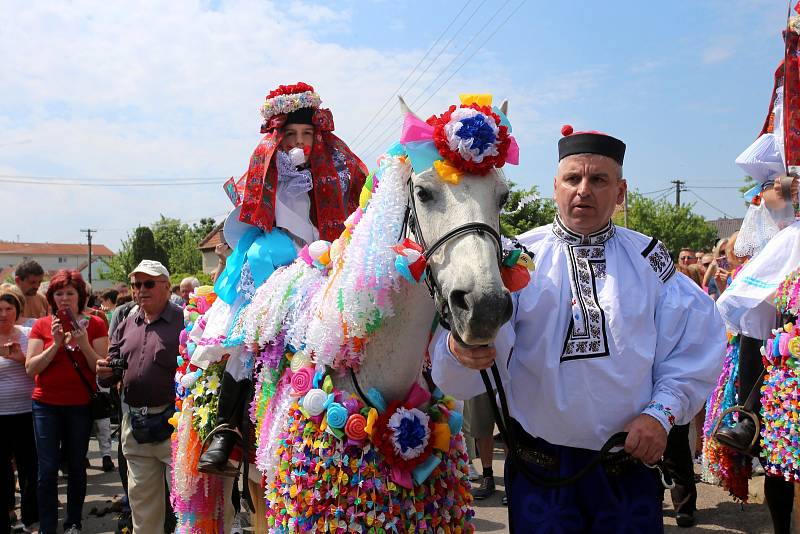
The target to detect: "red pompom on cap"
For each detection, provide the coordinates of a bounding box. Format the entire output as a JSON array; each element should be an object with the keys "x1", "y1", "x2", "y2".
[{"x1": 561, "y1": 124, "x2": 574, "y2": 136}]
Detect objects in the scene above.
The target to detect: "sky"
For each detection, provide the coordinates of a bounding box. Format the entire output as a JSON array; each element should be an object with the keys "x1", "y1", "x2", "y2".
[{"x1": 0, "y1": 0, "x2": 790, "y2": 251}]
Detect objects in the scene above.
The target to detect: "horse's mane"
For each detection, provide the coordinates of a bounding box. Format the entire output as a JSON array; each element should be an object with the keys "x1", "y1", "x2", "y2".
[{"x1": 232, "y1": 155, "x2": 412, "y2": 369}]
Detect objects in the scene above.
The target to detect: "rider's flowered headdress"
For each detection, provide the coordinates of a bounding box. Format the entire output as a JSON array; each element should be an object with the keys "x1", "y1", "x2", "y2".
[
  {"x1": 223, "y1": 82, "x2": 368, "y2": 242},
  {"x1": 398, "y1": 94, "x2": 519, "y2": 183}
]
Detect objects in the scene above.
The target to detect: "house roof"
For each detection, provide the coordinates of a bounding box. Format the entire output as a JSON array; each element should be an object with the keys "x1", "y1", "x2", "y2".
[
  {"x1": 707, "y1": 218, "x2": 744, "y2": 240},
  {"x1": 197, "y1": 221, "x2": 225, "y2": 250},
  {"x1": 0, "y1": 242, "x2": 115, "y2": 257}
]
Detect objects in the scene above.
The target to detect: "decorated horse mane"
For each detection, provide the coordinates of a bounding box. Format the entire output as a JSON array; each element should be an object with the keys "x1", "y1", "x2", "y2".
[{"x1": 170, "y1": 94, "x2": 530, "y2": 533}]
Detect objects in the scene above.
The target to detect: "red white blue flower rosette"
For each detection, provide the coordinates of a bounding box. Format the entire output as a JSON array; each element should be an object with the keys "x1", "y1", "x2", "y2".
[{"x1": 399, "y1": 94, "x2": 519, "y2": 181}]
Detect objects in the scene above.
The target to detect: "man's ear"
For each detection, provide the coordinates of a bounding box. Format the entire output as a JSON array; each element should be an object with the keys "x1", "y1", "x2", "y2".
[{"x1": 617, "y1": 179, "x2": 627, "y2": 205}]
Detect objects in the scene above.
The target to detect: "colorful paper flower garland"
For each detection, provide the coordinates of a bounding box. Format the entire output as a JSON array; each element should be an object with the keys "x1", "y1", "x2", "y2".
[{"x1": 760, "y1": 268, "x2": 800, "y2": 481}]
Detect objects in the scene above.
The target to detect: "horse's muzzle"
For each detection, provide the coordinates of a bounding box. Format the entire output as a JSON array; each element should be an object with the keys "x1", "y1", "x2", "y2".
[{"x1": 448, "y1": 288, "x2": 512, "y2": 344}]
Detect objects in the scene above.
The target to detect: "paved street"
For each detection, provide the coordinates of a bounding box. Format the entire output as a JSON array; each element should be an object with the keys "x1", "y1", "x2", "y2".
[{"x1": 33, "y1": 432, "x2": 773, "y2": 533}]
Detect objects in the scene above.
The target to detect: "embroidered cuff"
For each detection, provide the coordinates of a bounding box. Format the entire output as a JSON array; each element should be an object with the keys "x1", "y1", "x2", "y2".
[{"x1": 643, "y1": 401, "x2": 676, "y2": 433}]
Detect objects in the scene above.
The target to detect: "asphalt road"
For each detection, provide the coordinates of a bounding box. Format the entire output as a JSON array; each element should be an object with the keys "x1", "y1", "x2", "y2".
[{"x1": 31, "y1": 432, "x2": 772, "y2": 533}]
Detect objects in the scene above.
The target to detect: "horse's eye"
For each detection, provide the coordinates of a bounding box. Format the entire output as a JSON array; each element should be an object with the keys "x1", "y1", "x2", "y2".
[
  {"x1": 415, "y1": 186, "x2": 433, "y2": 203},
  {"x1": 499, "y1": 190, "x2": 510, "y2": 209}
]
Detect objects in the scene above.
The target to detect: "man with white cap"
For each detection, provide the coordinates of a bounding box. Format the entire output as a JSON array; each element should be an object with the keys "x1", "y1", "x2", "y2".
[{"x1": 96, "y1": 259, "x2": 183, "y2": 534}]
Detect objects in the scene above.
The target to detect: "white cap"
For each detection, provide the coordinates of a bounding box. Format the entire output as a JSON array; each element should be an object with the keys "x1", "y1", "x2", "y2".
[
  {"x1": 129, "y1": 259, "x2": 170, "y2": 278},
  {"x1": 735, "y1": 133, "x2": 785, "y2": 185}
]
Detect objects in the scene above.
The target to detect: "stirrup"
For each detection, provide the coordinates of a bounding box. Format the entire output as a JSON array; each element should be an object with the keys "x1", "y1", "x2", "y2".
[
  {"x1": 710, "y1": 406, "x2": 760, "y2": 454},
  {"x1": 198, "y1": 423, "x2": 242, "y2": 477}
]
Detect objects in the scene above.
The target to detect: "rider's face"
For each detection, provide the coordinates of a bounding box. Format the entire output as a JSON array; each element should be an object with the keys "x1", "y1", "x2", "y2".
[{"x1": 280, "y1": 123, "x2": 315, "y2": 163}]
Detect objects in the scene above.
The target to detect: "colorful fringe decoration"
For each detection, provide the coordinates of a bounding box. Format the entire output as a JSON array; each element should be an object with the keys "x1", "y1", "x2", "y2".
[
  {"x1": 702, "y1": 336, "x2": 753, "y2": 501},
  {"x1": 263, "y1": 402, "x2": 474, "y2": 533},
  {"x1": 760, "y1": 267, "x2": 800, "y2": 480}
]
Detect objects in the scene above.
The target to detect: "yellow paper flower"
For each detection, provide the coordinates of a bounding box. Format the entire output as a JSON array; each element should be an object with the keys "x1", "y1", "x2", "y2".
[
  {"x1": 459, "y1": 93, "x2": 493, "y2": 107},
  {"x1": 433, "y1": 159, "x2": 462, "y2": 184},
  {"x1": 205, "y1": 374, "x2": 220, "y2": 395}
]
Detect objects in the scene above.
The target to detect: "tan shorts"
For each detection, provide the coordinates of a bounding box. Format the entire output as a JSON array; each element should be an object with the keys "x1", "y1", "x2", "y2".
[{"x1": 462, "y1": 391, "x2": 495, "y2": 439}]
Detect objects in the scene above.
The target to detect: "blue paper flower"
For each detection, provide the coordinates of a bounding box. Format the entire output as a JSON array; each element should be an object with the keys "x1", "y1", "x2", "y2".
[{"x1": 456, "y1": 115, "x2": 497, "y2": 155}]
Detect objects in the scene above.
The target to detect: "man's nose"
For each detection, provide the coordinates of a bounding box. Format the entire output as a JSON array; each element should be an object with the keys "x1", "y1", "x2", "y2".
[{"x1": 576, "y1": 178, "x2": 591, "y2": 196}]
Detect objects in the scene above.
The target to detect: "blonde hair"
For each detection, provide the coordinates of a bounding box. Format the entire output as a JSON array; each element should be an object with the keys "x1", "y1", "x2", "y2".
[{"x1": 0, "y1": 283, "x2": 25, "y2": 317}]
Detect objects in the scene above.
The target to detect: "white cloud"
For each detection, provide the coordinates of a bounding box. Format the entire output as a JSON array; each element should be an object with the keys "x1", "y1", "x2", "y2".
[{"x1": 0, "y1": 1, "x2": 600, "y2": 251}]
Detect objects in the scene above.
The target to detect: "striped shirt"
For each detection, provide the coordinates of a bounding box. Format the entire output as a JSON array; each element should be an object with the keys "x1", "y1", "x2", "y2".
[{"x1": 0, "y1": 326, "x2": 33, "y2": 415}]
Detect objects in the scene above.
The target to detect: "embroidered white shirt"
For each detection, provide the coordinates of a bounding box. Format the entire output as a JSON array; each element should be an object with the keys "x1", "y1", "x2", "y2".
[{"x1": 431, "y1": 218, "x2": 726, "y2": 450}]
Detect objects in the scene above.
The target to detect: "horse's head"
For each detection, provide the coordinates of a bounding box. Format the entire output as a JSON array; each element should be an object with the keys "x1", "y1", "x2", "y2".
[{"x1": 399, "y1": 97, "x2": 513, "y2": 346}]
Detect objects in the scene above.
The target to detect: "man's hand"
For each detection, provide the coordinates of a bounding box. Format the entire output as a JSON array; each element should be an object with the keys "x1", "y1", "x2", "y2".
[
  {"x1": 447, "y1": 334, "x2": 497, "y2": 370},
  {"x1": 623, "y1": 413, "x2": 667, "y2": 465},
  {"x1": 96, "y1": 357, "x2": 114, "y2": 378}
]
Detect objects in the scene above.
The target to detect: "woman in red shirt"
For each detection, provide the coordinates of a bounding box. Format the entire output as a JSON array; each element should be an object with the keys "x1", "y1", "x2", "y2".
[{"x1": 26, "y1": 270, "x2": 107, "y2": 534}]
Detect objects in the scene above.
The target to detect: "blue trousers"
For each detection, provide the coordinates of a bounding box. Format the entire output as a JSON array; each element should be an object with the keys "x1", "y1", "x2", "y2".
[
  {"x1": 31, "y1": 401, "x2": 91, "y2": 534},
  {"x1": 505, "y1": 436, "x2": 663, "y2": 534}
]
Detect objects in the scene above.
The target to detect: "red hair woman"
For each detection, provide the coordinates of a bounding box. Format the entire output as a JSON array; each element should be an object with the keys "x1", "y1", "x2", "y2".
[{"x1": 25, "y1": 270, "x2": 108, "y2": 534}]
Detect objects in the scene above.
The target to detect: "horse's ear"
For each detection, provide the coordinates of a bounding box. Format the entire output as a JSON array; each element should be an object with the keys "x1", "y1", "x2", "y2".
[
  {"x1": 500, "y1": 100, "x2": 509, "y2": 116},
  {"x1": 398, "y1": 95, "x2": 424, "y2": 122}
]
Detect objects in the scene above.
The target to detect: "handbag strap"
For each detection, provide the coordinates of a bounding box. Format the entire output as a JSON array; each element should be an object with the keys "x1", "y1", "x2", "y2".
[{"x1": 63, "y1": 342, "x2": 96, "y2": 397}]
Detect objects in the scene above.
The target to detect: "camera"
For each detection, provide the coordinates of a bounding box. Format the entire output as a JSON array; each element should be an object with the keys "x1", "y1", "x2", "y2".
[{"x1": 108, "y1": 358, "x2": 128, "y2": 376}]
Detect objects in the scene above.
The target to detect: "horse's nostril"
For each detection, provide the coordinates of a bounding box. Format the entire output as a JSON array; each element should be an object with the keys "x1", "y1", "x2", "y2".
[{"x1": 449, "y1": 290, "x2": 469, "y2": 311}]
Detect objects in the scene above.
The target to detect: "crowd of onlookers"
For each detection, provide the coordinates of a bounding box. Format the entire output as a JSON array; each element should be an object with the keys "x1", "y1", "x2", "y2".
[{"x1": 0, "y1": 256, "x2": 223, "y2": 534}]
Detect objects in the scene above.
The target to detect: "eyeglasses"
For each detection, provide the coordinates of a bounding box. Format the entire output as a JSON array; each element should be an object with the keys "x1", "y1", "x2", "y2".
[
  {"x1": 679, "y1": 256, "x2": 693, "y2": 261},
  {"x1": 131, "y1": 280, "x2": 160, "y2": 290},
  {"x1": 702, "y1": 262, "x2": 712, "y2": 267}
]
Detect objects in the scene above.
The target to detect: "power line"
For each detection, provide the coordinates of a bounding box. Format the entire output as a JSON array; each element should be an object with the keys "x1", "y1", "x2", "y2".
[
  {"x1": 639, "y1": 187, "x2": 673, "y2": 196},
  {"x1": 349, "y1": 0, "x2": 478, "y2": 147},
  {"x1": 0, "y1": 174, "x2": 223, "y2": 183},
  {"x1": 353, "y1": 0, "x2": 490, "y2": 154},
  {"x1": 685, "y1": 189, "x2": 733, "y2": 218},
  {"x1": 0, "y1": 176, "x2": 224, "y2": 187},
  {"x1": 360, "y1": 0, "x2": 525, "y2": 157},
  {"x1": 358, "y1": 0, "x2": 514, "y2": 157}
]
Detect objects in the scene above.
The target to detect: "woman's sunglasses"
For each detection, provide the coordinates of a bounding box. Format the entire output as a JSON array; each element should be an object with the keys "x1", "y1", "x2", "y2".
[{"x1": 131, "y1": 280, "x2": 161, "y2": 289}]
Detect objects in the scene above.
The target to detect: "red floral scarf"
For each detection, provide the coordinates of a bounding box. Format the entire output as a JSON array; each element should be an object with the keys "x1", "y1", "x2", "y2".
[{"x1": 232, "y1": 108, "x2": 367, "y2": 242}]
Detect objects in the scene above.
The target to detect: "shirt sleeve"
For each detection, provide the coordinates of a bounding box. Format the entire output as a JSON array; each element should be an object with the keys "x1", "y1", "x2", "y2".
[
  {"x1": 87, "y1": 314, "x2": 108, "y2": 342},
  {"x1": 430, "y1": 301, "x2": 517, "y2": 401},
  {"x1": 29, "y1": 317, "x2": 46, "y2": 341},
  {"x1": 643, "y1": 273, "x2": 726, "y2": 431}
]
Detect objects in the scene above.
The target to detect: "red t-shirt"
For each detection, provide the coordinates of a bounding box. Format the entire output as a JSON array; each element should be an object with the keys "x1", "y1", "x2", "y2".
[{"x1": 29, "y1": 314, "x2": 106, "y2": 406}]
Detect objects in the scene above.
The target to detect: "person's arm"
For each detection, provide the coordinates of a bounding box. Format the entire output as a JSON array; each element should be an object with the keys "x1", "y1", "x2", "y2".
[
  {"x1": 26, "y1": 318, "x2": 63, "y2": 377},
  {"x1": 625, "y1": 274, "x2": 726, "y2": 463},
  {"x1": 97, "y1": 317, "x2": 124, "y2": 386},
  {"x1": 69, "y1": 317, "x2": 107, "y2": 370},
  {"x1": 210, "y1": 243, "x2": 230, "y2": 284},
  {"x1": 429, "y1": 298, "x2": 517, "y2": 400}
]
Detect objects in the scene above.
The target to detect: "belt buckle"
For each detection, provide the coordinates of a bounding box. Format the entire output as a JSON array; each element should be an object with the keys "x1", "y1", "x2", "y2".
[{"x1": 131, "y1": 406, "x2": 148, "y2": 415}]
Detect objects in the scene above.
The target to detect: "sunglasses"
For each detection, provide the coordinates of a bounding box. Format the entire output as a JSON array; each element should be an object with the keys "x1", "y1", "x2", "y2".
[
  {"x1": 131, "y1": 280, "x2": 161, "y2": 289},
  {"x1": 679, "y1": 256, "x2": 693, "y2": 261},
  {"x1": 702, "y1": 262, "x2": 712, "y2": 267}
]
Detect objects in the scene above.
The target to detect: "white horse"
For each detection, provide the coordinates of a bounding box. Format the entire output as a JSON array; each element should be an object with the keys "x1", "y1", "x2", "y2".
[
  {"x1": 174, "y1": 97, "x2": 515, "y2": 533},
  {"x1": 244, "y1": 97, "x2": 514, "y2": 532}
]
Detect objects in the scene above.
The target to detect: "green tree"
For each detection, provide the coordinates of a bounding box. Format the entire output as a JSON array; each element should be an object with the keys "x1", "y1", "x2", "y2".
[
  {"x1": 500, "y1": 184, "x2": 557, "y2": 236},
  {"x1": 613, "y1": 191, "x2": 717, "y2": 256},
  {"x1": 103, "y1": 216, "x2": 217, "y2": 283},
  {"x1": 151, "y1": 215, "x2": 216, "y2": 275}
]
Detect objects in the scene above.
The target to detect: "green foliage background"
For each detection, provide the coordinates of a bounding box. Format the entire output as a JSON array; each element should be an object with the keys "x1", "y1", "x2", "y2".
[{"x1": 103, "y1": 216, "x2": 216, "y2": 283}]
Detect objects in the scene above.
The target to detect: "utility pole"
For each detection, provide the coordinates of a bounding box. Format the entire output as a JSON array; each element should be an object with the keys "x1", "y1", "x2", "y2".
[
  {"x1": 81, "y1": 228, "x2": 97, "y2": 284},
  {"x1": 671, "y1": 180, "x2": 685, "y2": 207}
]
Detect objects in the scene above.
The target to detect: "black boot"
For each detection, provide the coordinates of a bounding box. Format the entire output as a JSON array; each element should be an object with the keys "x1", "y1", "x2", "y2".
[
  {"x1": 714, "y1": 417, "x2": 758, "y2": 455},
  {"x1": 198, "y1": 373, "x2": 252, "y2": 476}
]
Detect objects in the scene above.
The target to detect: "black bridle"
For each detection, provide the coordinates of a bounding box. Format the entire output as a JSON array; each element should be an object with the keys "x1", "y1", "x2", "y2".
[{"x1": 402, "y1": 176, "x2": 504, "y2": 329}]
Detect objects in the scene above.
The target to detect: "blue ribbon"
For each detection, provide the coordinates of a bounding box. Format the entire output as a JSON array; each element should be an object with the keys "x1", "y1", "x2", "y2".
[{"x1": 213, "y1": 227, "x2": 297, "y2": 305}]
